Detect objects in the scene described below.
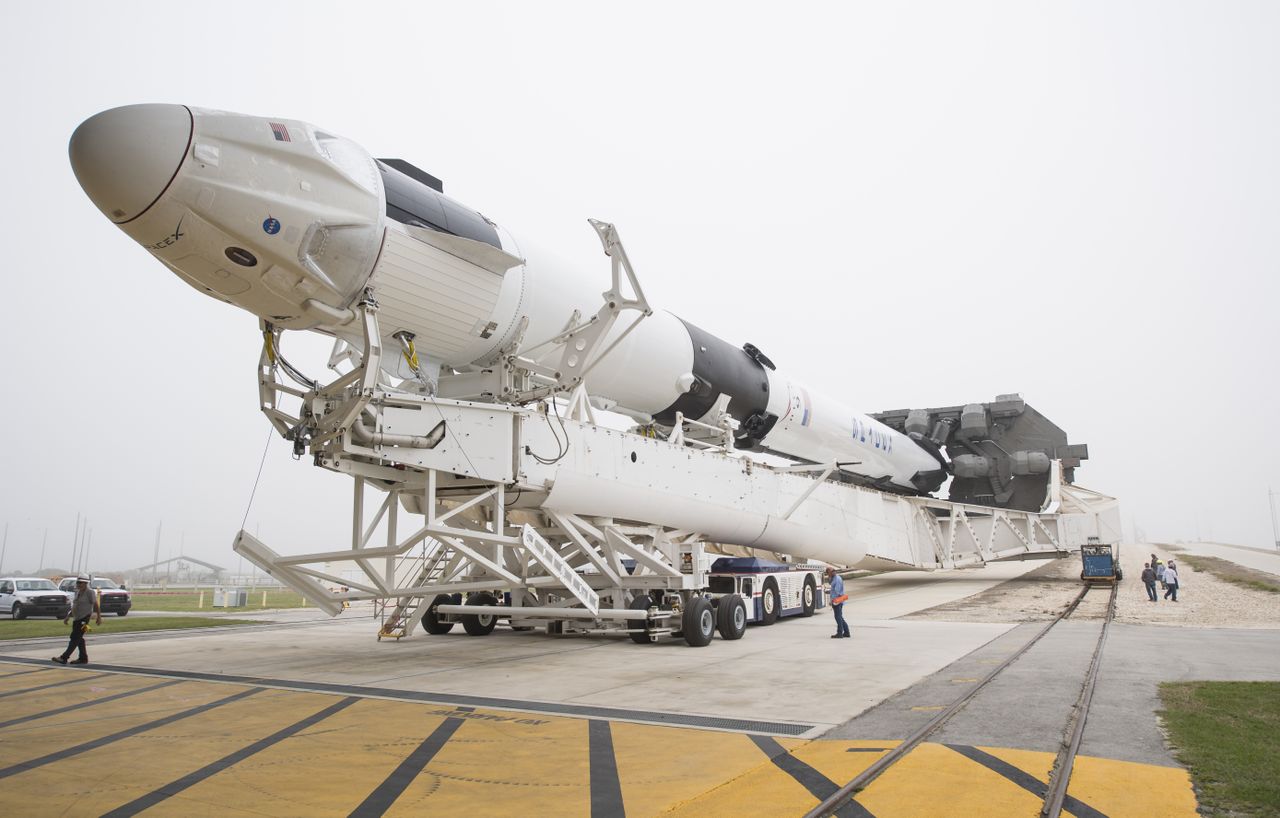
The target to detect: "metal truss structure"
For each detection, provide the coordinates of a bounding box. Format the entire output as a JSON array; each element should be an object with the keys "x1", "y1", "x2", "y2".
[{"x1": 234, "y1": 225, "x2": 1120, "y2": 647}]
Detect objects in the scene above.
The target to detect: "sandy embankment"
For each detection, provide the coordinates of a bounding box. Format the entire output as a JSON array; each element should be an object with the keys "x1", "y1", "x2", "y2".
[{"x1": 900, "y1": 543, "x2": 1280, "y2": 628}]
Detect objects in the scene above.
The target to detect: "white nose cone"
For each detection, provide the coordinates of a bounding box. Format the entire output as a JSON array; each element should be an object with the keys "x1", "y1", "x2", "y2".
[{"x1": 69, "y1": 104, "x2": 192, "y2": 223}]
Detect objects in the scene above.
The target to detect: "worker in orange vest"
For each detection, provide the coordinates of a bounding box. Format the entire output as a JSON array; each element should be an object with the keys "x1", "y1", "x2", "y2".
[{"x1": 826, "y1": 566, "x2": 850, "y2": 639}]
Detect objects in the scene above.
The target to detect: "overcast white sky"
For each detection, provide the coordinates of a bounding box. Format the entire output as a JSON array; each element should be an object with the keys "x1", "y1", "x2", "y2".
[{"x1": 1, "y1": 1, "x2": 1277, "y2": 573}]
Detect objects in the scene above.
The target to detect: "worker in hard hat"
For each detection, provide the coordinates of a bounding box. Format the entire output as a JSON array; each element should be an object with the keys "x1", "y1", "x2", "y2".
[{"x1": 53, "y1": 575, "x2": 102, "y2": 665}]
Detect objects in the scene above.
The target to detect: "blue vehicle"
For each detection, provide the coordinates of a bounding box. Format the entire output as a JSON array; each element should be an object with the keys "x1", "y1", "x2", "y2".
[{"x1": 1080, "y1": 539, "x2": 1122, "y2": 582}]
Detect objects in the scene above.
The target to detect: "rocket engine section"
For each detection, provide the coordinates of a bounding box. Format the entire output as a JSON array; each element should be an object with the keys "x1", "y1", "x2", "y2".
[
  {"x1": 873, "y1": 394, "x2": 1091, "y2": 511},
  {"x1": 70, "y1": 104, "x2": 948, "y2": 495}
]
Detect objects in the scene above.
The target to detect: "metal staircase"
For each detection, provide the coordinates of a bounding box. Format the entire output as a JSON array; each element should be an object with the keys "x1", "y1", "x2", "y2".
[{"x1": 377, "y1": 539, "x2": 456, "y2": 640}]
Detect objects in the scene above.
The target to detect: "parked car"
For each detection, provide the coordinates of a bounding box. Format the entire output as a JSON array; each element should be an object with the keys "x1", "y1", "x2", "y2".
[
  {"x1": 0, "y1": 577, "x2": 72, "y2": 620},
  {"x1": 58, "y1": 576, "x2": 132, "y2": 616}
]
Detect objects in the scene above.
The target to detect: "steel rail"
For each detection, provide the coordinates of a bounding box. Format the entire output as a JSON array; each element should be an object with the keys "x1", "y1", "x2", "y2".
[
  {"x1": 804, "y1": 582, "x2": 1095, "y2": 818},
  {"x1": 1040, "y1": 580, "x2": 1118, "y2": 817}
]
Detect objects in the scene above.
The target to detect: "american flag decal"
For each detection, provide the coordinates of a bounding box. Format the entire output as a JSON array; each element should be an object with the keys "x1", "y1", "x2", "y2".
[{"x1": 269, "y1": 122, "x2": 291, "y2": 142}]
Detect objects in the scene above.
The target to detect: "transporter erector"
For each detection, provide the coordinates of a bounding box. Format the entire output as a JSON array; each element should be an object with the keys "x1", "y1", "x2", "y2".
[{"x1": 69, "y1": 104, "x2": 1118, "y2": 646}]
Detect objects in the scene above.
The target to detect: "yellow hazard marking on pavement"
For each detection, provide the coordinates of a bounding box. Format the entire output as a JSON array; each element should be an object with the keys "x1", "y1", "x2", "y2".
[
  {"x1": 661, "y1": 739, "x2": 821, "y2": 816},
  {"x1": 613, "y1": 721, "x2": 804, "y2": 816},
  {"x1": 10, "y1": 685, "x2": 339, "y2": 814},
  {"x1": 0, "y1": 679, "x2": 240, "y2": 775},
  {"x1": 1069, "y1": 753, "x2": 1199, "y2": 817},
  {"x1": 169, "y1": 697, "x2": 449, "y2": 815},
  {"x1": 0, "y1": 663, "x2": 1200, "y2": 817},
  {"x1": 951, "y1": 678, "x2": 979, "y2": 683},
  {"x1": 848, "y1": 742, "x2": 1048, "y2": 818},
  {"x1": 0, "y1": 672, "x2": 158, "y2": 722},
  {"x1": 386, "y1": 707, "x2": 591, "y2": 815},
  {"x1": 910, "y1": 705, "x2": 946, "y2": 711}
]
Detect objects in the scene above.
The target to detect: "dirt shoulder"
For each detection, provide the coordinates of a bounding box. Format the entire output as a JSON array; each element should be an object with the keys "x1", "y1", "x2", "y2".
[{"x1": 899, "y1": 544, "x2": 1280, "y2": 629}]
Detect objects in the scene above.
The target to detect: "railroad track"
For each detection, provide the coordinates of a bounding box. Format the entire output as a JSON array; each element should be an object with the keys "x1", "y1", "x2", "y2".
[{"x1": 805, "y1": 579, "x2": 1120, "y2": 818}]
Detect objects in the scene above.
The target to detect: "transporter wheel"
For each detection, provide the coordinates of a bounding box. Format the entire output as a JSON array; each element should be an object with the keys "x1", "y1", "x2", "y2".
[
  {"x1": 628, "y1": 594, "x2": 655, "y2": 644},
  {"x1": 462, "y1": 592, "x2": 499, "y2": 636},
  {"x1": 801, "y1": 575, "x2": 817, "y2": 617},
  {"x1": 12, "y1": 603, "x2": 25, "y2": 621},
  {"x1": 1115, "y1": 568, "x2": 1124, "y2": 581},
  {"x1": 117, "y1": 610, "x2": 128, "y2": 617},
  {"x1": 761, "y1": 579, "x2": 781, "y2": 625},
  {"x1": 682, "y1": 597, "x2": 715, "y2": 647},
  {"x1": 716, "y1": 594, "x2": 747, "y2": 640},
  {"x1": 423, "y1": 593, "x2": 458, "y2": 635}
]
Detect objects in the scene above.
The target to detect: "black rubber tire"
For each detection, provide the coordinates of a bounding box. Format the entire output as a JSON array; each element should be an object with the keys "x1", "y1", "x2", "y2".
[
  {"x1": 12, "y1": 603, "x2": 25, "y2": 621},
  {"x1": 715, "y1": 594, "x2": 747, "y2": 640},
  {"x1": 682, "y1": 597, "x2": 715, "y2": 647},
  {"x1": 462, "y1": 592, "x2": 499, "y2": 636},
  {"x1": 801, "y1": 575, "x2": 817, "y2": 617},
  {"x1": 629, "y1": 594, "x2": 654, "y2": 644},
  {"x1": 422, "y1": 593, "x2": 457, "y2": 635},
  {"x1": 1115, "y1": 568, "x2": 1124, "y2": 581},
  {"x1": 760, "y1": 579, "x2": 781, "y2": 625},
  {"x1": 117, "y1": 610, "x2": 128, "y2": 617}
]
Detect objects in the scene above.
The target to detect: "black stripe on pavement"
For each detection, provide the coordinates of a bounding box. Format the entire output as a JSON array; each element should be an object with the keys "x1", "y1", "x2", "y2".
[
  {"x1": 0, "y1": 667, "x2": 52, "y2": 679},
  {"x1": 103, "y1": 695, "x2": 360, "y2": 817},
  {"x1": 0, "y1": 671, "x2": 111, "y2": 700},
  {"x1": 0, "y1": 679, "x2": 183, "y2": 729},
  {"x1": 845, "y1": 748, "x2": 891, "y2": 753},
  {"x1": 944, "y1": 744, "x2": 1108, "y2": 818},
  {"x1": 589, "y1": 720, "x2": 625, "y2": 817},
  {"x1": 0, "y1": 654, "x2": 815, "y2": 736},
  {"x1": 751, "y1": 736, "x2": 875, "y2": 818},
  {"x1": 0, "y1": 686, "x2": 262, "y2": 781},
  {"x1": 348, "y1": 710, "x2": 469, "y2": 816}
]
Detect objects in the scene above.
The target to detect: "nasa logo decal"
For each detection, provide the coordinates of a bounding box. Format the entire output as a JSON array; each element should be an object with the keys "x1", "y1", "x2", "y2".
[{"x1": 263, "y1": 217, "x2": 281, "y2": 235}]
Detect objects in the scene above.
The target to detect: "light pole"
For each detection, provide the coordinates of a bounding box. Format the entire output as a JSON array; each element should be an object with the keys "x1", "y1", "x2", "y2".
[
  {"x1": 70, "y1": 512, "x2": 81, "y2": 573},
  {"x1": 1270, "y1": 487, "x2": 1279, "y2": 552}
]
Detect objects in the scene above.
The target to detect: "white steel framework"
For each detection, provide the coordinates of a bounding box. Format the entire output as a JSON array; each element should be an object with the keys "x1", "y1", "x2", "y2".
[{"x1": 234, "y1": 225, "x2": 1120, "y2": 646}]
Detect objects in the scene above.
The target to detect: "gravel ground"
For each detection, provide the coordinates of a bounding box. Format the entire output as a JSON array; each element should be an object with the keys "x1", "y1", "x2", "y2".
[{"x1": 900, "y1": 543, "x2": 1280, "y2": 629}]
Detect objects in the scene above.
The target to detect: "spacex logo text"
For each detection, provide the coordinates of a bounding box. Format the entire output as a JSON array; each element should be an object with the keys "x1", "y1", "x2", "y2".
[{"x1": 145, "y1": 218, "x2": 185, "y2": 251}]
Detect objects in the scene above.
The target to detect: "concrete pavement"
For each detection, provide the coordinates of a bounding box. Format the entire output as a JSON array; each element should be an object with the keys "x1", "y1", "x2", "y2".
[{"x1": 0, "y1": 560, "x2": 1272, "y2": 816}]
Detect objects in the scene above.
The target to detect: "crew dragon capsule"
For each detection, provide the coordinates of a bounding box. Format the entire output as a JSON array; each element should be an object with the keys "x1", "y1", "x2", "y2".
[{"x1": 69, "y1": 104, "x2": 949, "y2": 493}]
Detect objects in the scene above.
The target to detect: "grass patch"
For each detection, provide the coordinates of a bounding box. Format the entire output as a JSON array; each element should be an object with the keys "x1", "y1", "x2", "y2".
[
  {"x1": 0, "y1": 616, "x2": 261, "y2": 640},
  {"x1": 130, "y1": 588, "x2": 311, "y2": 612},
  {"x1": 1179, "y1": 555, "x2": 1280, "y2": 594},
  {"x1": 1160, "y1": 681, "x2": 1280, "y2": 817}
]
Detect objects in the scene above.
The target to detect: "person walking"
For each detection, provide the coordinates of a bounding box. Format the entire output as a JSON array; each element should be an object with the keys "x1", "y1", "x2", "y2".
[
  {"x1": 826, "y1": 567, "x2": 850, "y2": 639},
  {"x1": 1163, "y1": 561, "x2": 1180, "y2": 602},
  {"x1": 53, "y1": 575, "x2": 101, "y2": 665},
  {"x1": 1140, "y1": 563, "x2": 1158, "y2": 601},
  {"x1": 1155, "y1": 558, "x2": 1167, "y2": 591}
]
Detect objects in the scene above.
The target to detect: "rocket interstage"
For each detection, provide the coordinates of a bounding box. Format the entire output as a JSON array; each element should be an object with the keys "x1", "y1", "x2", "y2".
[{"x1": 69, "y1": 104, "x2": 948, "y2": 495}]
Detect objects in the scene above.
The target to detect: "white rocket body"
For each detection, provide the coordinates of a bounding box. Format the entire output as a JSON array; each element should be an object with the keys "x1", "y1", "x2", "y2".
[{"x1": 70, "y1": 104, "x2": 946, "y2": 493}]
